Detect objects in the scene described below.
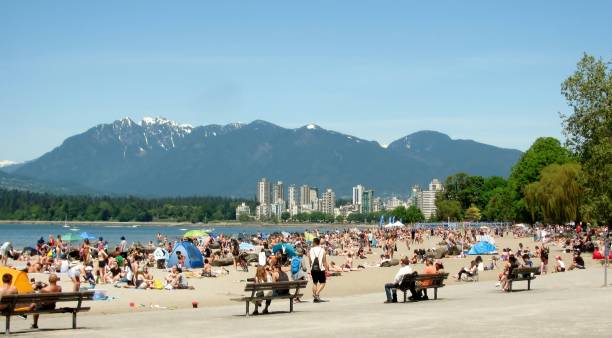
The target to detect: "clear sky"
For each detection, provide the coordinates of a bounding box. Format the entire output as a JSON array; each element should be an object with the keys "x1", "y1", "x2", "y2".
[{"x1": 1, "y1": 1, "x2": 611, "y2": 162}]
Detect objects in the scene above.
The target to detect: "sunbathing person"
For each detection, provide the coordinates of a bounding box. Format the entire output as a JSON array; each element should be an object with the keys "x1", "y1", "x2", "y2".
[
  {"x1": 454, "y1": 260, "x2": 477, "y2": 281},
  {"x1": 554, "y1": 256, "x2": 566, "y2": 272},
  {"x1": 568, "y1": 252, "x2": 585, "y2": 270}
]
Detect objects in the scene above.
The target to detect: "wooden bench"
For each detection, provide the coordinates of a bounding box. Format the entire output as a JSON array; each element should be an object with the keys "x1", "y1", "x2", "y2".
[
  {"x1": 0, "y1": 291, "x2": 94, "y2": 335},
  {"x1": 398, "y1": 273, "x2": 449, "y2": 302},
  {"x1": 507, "y1": 267, "x2": 540, "y2": 291},
  {"x1": 231, "y1": 280, "x2": 308, "y2": 316}
]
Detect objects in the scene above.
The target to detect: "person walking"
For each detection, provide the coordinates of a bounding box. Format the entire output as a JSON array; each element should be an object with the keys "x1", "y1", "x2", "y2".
[{"x1": 308, "y1": 237, "x2": 329, "y2": 303}]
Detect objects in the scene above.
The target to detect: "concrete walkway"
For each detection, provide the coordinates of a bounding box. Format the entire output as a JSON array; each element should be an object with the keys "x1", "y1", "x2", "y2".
[{"x1": 5, "y1": 268, "x2": 612, "y2": 337}]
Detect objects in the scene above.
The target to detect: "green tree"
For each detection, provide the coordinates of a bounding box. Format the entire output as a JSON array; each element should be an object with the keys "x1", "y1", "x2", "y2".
[
  {"x1": 464, "y1": 204, "x2": 481, "y2": 222},
  {"x1": 561, "y1": 54, "x2": 612, "y2": 225},
  {"x1": 405, "y1": 206, "x2": 425, "y2": 223},
  {"x1": 508, "y1": 137, "x2": 572, "y2": 221},
  {"x1": 482, "y1": 187, "x2": 514, "y2": 221},
  {"x1": 436, "y1": 198, "x2": 462, "y2": 221},
  {"x1": 335, "y1": 215, "x2": 345, "y2": 223},
  {"x1": 523, "y1": 163, "x2": 584, "y2": 224},
  {"x1": 280, "y1": 212, "x2": 291, "y2": 222}
]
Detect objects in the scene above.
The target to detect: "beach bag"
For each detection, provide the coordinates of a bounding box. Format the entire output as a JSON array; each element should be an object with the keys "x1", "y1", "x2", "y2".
[
  {"x1": 153, "y1": 279, "x2": 164, "y2": 290},
  {"x1": 291, "y1": 256, "x2": 301, "y2": 274}
]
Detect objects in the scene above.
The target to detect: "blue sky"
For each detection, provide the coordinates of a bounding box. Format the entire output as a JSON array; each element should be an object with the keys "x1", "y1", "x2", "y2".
[{"x1": 1, "y1": 1, "x2": 611, "y2": 162}]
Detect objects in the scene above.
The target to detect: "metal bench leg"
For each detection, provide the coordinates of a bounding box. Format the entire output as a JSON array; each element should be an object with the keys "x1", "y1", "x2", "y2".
[
  {"x1": 5, "y1": 315, "x2": 9, "y2": 335},
  {"x1": 434, "y1": 288, "x2": 438, "y2": 300},
  {"x1": 528, "y1": 280, "x2": 531, "y2": 290},
  {"x1": 403, "y1": 291, "x2": 407, "y2": 303},
  {"x1": 72, "y1": 311, "x2": 77, "y2": 329},
  {"x1": 246, "y1": 301, "x2": 250, "y2": 317},
  {"x1": 290, "y1": 298, "x2": 294, "y2": 313}
]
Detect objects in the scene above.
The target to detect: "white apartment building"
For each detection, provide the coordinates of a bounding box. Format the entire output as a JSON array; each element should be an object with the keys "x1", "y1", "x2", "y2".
[
  {"x1": 417, "y1": 179, "x2": 444, "y2": 219},
  {"x1": 235, "y1": 202, "x2": 251, "y2": 220},
  {"x1": 257, "y1": 178, "x2": 271, "y2": 205},
  {"x1": 321, "y1": 188, "x2": 335, "y2": 215}
]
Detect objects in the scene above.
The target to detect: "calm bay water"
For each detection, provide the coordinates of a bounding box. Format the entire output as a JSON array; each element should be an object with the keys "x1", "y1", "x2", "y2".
[{"x1": 0, "y1": 223, "x2": 359, "y2": 248}]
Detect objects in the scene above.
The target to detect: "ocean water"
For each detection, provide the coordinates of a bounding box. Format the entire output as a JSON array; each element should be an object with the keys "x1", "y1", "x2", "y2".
[{"x1": 0, "y1": 223, "x2": 360, "y2": 248}]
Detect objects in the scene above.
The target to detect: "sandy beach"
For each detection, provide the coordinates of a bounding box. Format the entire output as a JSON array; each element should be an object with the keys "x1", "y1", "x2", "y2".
[
  {"x1": 7, "y1": 247, "x2": 612, "y2": 338},
  {"x1": 21, "y1": 234, "x2": 607, "y2": 315}
]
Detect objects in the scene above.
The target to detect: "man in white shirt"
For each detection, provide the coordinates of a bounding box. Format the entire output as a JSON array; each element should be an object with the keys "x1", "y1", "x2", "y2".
[
  {"x1": 384, "y1": 257, "x2": 413, "y2": 303},
  {"x1": 308, "y1": 237, "x2": 329, "y2": 303}
]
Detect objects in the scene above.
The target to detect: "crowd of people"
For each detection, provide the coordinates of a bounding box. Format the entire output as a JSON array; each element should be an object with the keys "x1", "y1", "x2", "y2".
[{"x1": 0, "y1": 222, "x2": 607, "y2": 326}]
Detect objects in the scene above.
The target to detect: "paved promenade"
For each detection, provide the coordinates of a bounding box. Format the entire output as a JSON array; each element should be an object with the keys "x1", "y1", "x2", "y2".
[{"x1": 7, "y1": 267, "x2": 612, "y2": 337}]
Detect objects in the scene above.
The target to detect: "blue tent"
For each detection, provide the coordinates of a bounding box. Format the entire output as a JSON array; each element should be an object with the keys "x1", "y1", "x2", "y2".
[
  {"x1": 167, "y1": 241, "x2": 204, "y2": 269},
  {"x1": 468, "y1": 241, "x2": 497, "y2": 255}
]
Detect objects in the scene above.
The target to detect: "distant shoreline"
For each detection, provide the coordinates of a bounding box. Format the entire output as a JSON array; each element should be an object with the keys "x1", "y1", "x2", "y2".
[{"x1": 0, "y1": 220, "x2": 372, "y2": 228}]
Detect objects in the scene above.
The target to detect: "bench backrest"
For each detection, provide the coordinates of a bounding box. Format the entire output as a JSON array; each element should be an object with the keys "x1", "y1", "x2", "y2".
[
  {"x1": 400, "y1": 273, "x2": 449, "y2": 288},
  {"x1": 509, "y1": 267, "x2": 540, "y2": 278},
  {"x1": 0, "y1": 291, "x2": 95, "y2": 305},
  {"x1": 244, "y1": 280, "x2": 308, "y2": 292}
]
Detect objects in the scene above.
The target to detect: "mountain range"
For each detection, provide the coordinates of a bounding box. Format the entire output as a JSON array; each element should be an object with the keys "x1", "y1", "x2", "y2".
[{"x1": 5, "y1": 117, "x2": 523, "y2": 197}]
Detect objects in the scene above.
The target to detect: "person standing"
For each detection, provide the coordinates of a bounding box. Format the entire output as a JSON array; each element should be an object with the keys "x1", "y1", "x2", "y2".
[
  {"x1": 308, "y1": 237, "x2": 329, "y2": 303},
  {"x1": 0, "y1": 242, "x2": 14, "y2": 266},
  {"x1": 119, "y1": 236, "x2": 128, "y2": 258}
]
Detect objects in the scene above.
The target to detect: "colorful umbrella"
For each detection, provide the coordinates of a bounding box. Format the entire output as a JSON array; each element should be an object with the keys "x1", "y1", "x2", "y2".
[
  {"x1": 79, "y1": 232, "x2": 96, "y2": 240},
  {"x1": 183, "y1": 229, "x2": 209, "y2": 238},
  {"x1": 61, "y1": 233, "x2": 80, "y2": 242}
]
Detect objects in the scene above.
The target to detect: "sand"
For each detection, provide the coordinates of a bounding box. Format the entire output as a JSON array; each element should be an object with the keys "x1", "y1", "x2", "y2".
[
  {"x1": 7, "y1": 249, "x2": 612, "y2": 337},
  {"x1": 23, "y1": 233, "x2": 607, "y2": 315}
]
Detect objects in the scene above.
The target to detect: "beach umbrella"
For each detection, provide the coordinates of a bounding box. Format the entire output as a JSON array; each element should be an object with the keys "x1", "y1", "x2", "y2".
[
  {"x1": 79, "y1": 232, "x2": 96, "y2": 240},
  {"x1": 272, "y1": 243, "x2": 297, "y2": 257},
  {"x1": 281, "y1": 231, "x2": 291, "y2": 238},
  {"x1": 183, "y1": 229, "x2": 209, "y2": 238},
  {"x1": 239, "y1": 242, "x2": 255, "y2": 251},
  {"x1": 61, "y1": 233, "x2": 80, "y2": 242}
]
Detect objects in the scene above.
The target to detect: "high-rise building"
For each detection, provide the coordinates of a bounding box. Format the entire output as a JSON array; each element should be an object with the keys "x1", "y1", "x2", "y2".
[
  {"x1": 309, "y1": 187, "x2": 319, "y2": 202},
  {"x1": 273, "y1": 181, "x2": 284, "y2": 205},
  {"x1": 361, "y1": 189, "x2": 374, "y2": 214},
  {"x1": 321, "y1": 188, "x2": 335, "y2": 215},
  {"x1": 417, "y1": 179, "x2": 444, "y2": 219},
  {"x1": 287, "y1": 185, "x2": 297, "y2": 207},
  {"x1": 352, "y1": 185, "x2": 364, "y2": 206},
  {"x1": 386, "y1": 196, "x2": 404, "y2": 210},
  {"x1": 299, "y1": 185, "x2": 310, "y2": 206},
  {"x1": 257, "y1": 178, "x2": 272, "y2": 205},
  {"x1": 408, "y1": 185, "x2": 421, "y2": 207},
  {"x1": 235, "y1": 202, "x2": 251, "y2": 220}
]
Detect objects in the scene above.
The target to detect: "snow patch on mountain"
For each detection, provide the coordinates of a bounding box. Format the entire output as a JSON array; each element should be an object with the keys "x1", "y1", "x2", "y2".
[{"x1": 0, "y1": 160, "x2": 18, "y2": 168}]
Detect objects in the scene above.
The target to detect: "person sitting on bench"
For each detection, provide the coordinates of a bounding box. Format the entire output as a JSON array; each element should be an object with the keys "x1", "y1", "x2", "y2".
[
  {"x1": 0, "y1": 274, "x2": 17, "y2": 310},
  {"x1": 383, "y1": 257, "x2": 412, "y2": 303},
  {"x1": 418, "y1": 258, "x2": 437, "y2": 300},
  {"x1": 31, "y1": 273, "x2": 62, "y2": 329}
]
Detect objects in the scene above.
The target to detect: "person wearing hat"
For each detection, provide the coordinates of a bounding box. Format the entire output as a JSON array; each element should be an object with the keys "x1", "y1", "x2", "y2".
[{"x1": 384, "y1": 256, "x2": 413, "y2": 303}]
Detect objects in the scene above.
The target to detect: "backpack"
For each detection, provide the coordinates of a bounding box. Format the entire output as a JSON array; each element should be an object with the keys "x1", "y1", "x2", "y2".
[{"x1": 291, "y1": 256, "x2": 301, "y2": 274}]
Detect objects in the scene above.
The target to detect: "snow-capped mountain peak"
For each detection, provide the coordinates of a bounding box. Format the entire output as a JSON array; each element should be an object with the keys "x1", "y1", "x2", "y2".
[{"x1": 0, "y1": 160, "x2": 18, "y2": 168}]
